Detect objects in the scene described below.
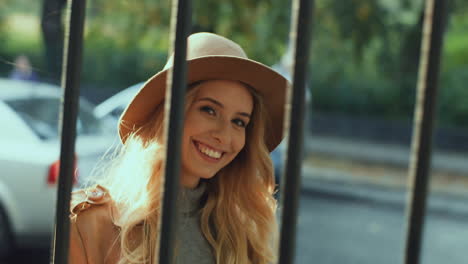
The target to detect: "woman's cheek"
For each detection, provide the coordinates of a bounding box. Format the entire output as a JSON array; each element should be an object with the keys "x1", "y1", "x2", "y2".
[{"x1": 235, "y1": 134, "x2": 246, "y2": 154}]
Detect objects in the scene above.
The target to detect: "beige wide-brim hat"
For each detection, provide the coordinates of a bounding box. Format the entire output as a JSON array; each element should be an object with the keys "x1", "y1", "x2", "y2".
[{"x1": 119, "y1": 32, "x2": 290, "y2": 152}]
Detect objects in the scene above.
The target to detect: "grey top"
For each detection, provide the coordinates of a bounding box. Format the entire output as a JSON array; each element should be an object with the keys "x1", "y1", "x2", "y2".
[{"x1": 176, "y1": 182, "x2": 215, "y2": 264}]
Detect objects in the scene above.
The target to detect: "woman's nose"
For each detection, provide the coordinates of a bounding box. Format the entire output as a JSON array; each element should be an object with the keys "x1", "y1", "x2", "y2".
[{"x1": 210, "y1": 121, "x2": 231, "y2": 144}]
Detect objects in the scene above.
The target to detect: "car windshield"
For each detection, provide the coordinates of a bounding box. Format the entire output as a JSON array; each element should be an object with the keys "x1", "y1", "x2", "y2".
[{"x1": 5, "y1": 97, "x2": 103, "y2": 140}]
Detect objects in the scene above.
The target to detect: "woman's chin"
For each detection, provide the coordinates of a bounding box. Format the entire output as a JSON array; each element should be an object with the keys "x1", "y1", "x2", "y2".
[
  {"x1": 180, "y1": 170, "x2": 217, "y2": 187},
  {"x1": 198, "y1": 172, "x2": 217, "y2": 180}
]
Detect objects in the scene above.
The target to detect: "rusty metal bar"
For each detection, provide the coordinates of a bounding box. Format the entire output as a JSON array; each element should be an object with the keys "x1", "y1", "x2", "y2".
[
  {"x1": 157, "y1": 0, "x2": 191, "y2": 263},
  {"x1": 403, "y1": 0, "x2": 448, "y2": 263},
  {"x1": 278, "y1": 0, "x2": 314, "y2": 263},
  {"x1": 50, "y1": 0, "x2": 87, "y2": 263}
]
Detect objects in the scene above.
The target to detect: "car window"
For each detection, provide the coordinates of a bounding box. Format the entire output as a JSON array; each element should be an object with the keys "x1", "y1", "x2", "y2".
[
  {"x1": 0, "y1": 101, "x2": 38, "y2": 141},
  {"x1": 77, "y1": 99, "x2": 105, "y2": 135},
  {"x1": 111, "y1": 106, "x2": 126, "y2": 118},
  {"x1": 5, "y1": 97, "x2": 103, "y2": 140}
]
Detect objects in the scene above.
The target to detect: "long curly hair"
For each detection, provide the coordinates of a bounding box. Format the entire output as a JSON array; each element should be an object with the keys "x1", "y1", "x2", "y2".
[{"x1": 92, "y1": 81, "x2": 278, "y2": 264}]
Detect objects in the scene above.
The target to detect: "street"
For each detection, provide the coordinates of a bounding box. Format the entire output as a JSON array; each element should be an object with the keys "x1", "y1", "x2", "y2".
[
  {"x1": 3, "y1": 188, "x2": 468, "y2": 264},
  {"x1": 295, "y1": 192, "x2": 468, "y2": 264}
]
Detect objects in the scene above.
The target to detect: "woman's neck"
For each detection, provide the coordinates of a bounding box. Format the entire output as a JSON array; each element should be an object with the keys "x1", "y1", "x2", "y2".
[{"x1": 180, "y1": 173, "x2": 200, "y2": 189}]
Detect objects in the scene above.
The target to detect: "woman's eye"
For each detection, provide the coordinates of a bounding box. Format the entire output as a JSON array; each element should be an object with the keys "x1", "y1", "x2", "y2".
[
  {"x1": 200, "y1": 106, "x2": 216, "y2": 116},
  {"x1": 233, "y1": 119, "x2": 247, "y2": 128}
]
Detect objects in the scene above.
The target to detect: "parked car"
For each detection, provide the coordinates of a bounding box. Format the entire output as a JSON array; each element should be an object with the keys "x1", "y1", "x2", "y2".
[
  {"x1": 0, "y1": 78, "x2": 113, "y2": 257},
  {"x1": 93, "y1": 82, "x2": 143, "y2": 120}
]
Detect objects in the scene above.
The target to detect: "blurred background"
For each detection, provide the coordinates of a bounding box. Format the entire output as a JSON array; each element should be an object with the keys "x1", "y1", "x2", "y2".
[{"x1": 0, "y1": 0, "x2": 467, "y2": 263}]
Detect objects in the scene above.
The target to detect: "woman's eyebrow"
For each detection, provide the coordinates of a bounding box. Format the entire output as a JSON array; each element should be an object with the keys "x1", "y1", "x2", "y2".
[
  {"x1": 198, "y1": 97, "x2": 251, "y2": 118},
  {"x1": 198, "y1": 97, "x2": 223, "y2": 107}
]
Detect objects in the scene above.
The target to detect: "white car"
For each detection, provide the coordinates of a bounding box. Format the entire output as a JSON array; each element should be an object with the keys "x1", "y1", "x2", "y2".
[
  {"x1": 0, "y1": 78, "x2": 114, "y2": 256},
  {"x1": 94, "y1": 82, "x2": 143, "y2": 121}
]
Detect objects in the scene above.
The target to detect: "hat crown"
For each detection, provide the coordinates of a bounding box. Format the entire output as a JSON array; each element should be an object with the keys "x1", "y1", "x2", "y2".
[{"x1": 163, "y1": 32, "x2": 248, "y2": 70}]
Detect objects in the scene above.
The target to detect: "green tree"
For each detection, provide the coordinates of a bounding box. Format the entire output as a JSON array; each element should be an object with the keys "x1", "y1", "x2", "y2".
[{"x1": 78, "y1": 0, "x2": 292, "y2": 87}]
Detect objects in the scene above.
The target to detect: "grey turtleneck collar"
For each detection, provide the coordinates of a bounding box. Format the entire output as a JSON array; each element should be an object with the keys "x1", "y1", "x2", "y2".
[
  {"x1": 178, "y1": 181, "x2": 207, "y2": 214},
  {"x1": 176, "y1": 182, "x2": 215, "y2": 264}
]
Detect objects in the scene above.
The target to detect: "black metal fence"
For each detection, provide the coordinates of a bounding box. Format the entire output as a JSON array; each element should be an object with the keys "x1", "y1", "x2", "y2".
[{"x1": 51, "y1": 0, "x2": 447, "y2": 263}]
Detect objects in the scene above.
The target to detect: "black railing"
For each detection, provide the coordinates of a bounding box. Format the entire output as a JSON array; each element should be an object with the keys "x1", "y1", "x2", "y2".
[
  {"x1": 157, "y1": 0, "x2": 192, "y2": 263},
  {"x1": 51, "y1": 0, "x2": 86, "y2": 263},
  {"x1": 278, "y1": 0, "x2": 314, "y2": 263},
  {"x1": 403, "y1": 0, "x2": 448, "y2": 263},
  {"x1": 51, "y1": 0, "x2": 446, "y2": 263}
]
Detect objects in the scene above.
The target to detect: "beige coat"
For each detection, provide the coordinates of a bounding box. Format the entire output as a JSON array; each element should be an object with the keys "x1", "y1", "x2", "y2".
[{"x1": 68, "y1": 185, "x2": 121, "y2": 264}]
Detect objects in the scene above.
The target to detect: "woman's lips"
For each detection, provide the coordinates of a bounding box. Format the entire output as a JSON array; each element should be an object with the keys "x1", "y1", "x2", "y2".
[{"x1": 192, "y1": 140, "x2": 224, "y2": 162}]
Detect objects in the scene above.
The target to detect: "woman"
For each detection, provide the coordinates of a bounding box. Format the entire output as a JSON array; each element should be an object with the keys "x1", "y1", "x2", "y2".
[{"x1": 69, "y1": 32, "x2": 289, "y2": 264}]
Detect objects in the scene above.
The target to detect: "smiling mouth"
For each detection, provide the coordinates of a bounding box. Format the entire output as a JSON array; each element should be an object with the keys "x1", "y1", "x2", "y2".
[{"x1": 193, "y1": 140, "x2": 225, "y2": 160}]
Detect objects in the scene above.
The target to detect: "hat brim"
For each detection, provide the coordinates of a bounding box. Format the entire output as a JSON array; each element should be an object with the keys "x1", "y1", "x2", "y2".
[{"x1": 119, "y1": 55, "x2": 289, "y2": 152}]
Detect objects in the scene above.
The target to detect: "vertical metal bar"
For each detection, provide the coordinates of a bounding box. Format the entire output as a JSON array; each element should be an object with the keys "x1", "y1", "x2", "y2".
[
  {"x1": 50, "y1": 0, "x2": 86, "y2": 263},
  {"x1": 157, "y1": 0, "x2": 191, "y2": 263},
  {"x1": 403, "y1": 0, "x2": 447, "y2": 263},
  {"x1": 278, "y1": 0, "x2": 314, "y2": 263}
]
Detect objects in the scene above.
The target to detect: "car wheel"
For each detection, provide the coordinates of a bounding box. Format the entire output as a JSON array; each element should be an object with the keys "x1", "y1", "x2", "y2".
[{"x1": 0, "y1": 207, "x2": 13, "y2": 259}]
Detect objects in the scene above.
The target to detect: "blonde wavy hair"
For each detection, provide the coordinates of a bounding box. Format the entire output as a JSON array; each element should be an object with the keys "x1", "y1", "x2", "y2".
[{"x1": 93, "y1": 81, "x2": 278, "y2": 264}]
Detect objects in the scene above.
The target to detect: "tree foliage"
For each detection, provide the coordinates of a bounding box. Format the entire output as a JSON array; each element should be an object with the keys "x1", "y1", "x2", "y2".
[
  {"x1": 1, "y1": 0, "x2": 467, "y2": 128},
  {"x1": 86, "y1": 0, "x2": 291, "y2": 65},
  {"x1": 78, "y1": 0, "x2": 293, "y2": 88}
]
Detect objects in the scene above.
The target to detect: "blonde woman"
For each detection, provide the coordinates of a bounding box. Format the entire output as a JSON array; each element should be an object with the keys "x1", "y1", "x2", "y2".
[{"x1": 68, "y1": 32, "x2": 289, "y2": 264}]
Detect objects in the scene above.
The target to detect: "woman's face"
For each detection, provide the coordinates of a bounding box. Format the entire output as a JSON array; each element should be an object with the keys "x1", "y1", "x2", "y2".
[{"x1": 181, "y1": 80, "x2": 253, "y2": 188}]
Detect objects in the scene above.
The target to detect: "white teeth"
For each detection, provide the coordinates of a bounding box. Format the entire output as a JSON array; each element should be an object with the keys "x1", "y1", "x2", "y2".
[{"x1": 197, "y1": 143, "x2": 222, "y2": 159}]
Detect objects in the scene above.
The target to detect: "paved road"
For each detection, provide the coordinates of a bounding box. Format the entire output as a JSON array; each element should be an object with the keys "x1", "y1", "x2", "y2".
[
  {"x1": 295, "y1": 193, "x2": 468, "y2": 264},
  {"x1": 3, "y1": 192, "x2": 468, "y2": 264}
]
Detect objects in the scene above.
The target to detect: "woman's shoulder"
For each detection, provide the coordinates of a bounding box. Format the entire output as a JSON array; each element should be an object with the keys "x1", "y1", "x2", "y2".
[
  {"x1": 69, "y1": 185, "x2": 121, "y2": 264},
  {"x1": 70, "y1": 184, "x2": 120, "y2": 234},
  {"x1": 70, "y1": 185, "x2": 114, "y2": 220}
]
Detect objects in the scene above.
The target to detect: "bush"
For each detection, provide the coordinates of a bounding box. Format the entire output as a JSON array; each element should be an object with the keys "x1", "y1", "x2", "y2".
[
  {"x1": 310, "y1": 62, "x2": 468, "y2": 129},
  {"x1": 438, "y1": 66, "x2": 468, "y2": 128},
  {"x1": 81, "y1": 28, "x2": 168, "y2": 91}
]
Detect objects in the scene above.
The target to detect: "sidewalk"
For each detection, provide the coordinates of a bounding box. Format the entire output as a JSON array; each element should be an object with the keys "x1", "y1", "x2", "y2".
[
  {"x1": 305, "y1": 135, "x2": 468, "y2": 175},
  {"x1": 299, "y1": 135, "x2": 468, "y2": 217}
]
